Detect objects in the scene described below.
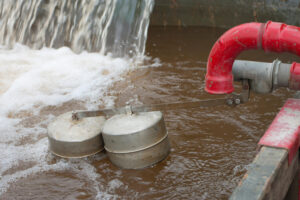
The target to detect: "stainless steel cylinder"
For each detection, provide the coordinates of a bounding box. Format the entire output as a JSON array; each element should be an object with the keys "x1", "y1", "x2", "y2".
[
  {"x1": 47, "y1": 111, "x2": 106, "y2": 158},
  {"x1": 102, "y1": 111, "x2": 170, "y2": 169}
]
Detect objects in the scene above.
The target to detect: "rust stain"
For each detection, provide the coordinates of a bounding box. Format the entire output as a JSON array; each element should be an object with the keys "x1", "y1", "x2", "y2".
[{"x1": 238, "y1": 173, "x2": 249, "y2": 187}]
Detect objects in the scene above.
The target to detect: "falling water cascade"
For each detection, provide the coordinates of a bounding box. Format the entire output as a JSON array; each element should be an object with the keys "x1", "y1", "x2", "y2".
[{"x1": 0, "y1": 0, "x2": 154, "y2": 57}]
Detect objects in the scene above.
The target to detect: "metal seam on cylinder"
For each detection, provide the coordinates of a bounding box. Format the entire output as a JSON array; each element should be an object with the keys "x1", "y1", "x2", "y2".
[
  {"x1": 48, "y1": 133, "x2": 104, "y2": 158},
  {"x1": 104, "y1": 133, "x2": 169, "y2": 154},
  {"x1": 50, "y1": 148, "x2": 104, "y2": 159},
  {"x1": 106, "y1": 138, "x2": 170, "y2": 169}
]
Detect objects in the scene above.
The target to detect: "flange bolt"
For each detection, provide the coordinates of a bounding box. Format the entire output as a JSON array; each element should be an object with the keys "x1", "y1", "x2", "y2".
[
  {"x1": 227, "y1": 99, "x2": 234, "y2": 105},
  {"x1": 235, "y1": 98, "x2": 241, "y2": 105}
]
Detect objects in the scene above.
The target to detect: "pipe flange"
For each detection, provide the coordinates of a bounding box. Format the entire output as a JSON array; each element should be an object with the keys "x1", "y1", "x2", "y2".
[{"x1": 272, "y1": 59, "x2": 281, "y2": 90}]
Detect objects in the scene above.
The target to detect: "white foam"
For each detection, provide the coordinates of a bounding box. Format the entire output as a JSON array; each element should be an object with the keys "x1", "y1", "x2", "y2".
[
  {"x1": 108, "y1": 179, "x2": 124, "y2": 192},
  {"x1": 103, "y1": 111, "x2": 162, "y2": 135},
  {"x1": 0, "y1": 44, "x2": 132, "y2": 195},
  {"x1": 48, "y1": 111, "x2": 106, "y2": 142}
]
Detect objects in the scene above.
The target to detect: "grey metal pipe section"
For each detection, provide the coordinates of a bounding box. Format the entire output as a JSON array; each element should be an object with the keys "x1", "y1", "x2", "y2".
[{"x1": 233, "y1": 60, "x2": 291, "y2": 94}]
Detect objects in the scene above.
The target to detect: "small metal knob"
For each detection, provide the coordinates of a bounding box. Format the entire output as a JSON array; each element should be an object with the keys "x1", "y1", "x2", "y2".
[
  {"x1": 234, "y1": 98, "x2": 241, "y2": 105},
  {"x1": 227, "y1": 99, "x2": 234, "y2": 105}
]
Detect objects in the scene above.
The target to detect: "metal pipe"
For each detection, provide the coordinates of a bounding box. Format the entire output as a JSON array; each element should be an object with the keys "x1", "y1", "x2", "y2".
[
  {"x1": 205, "y1": 21, "x2": 300, "y2": 94},
  {"x1": 233, "y1": 60, "x2": 291, "y2": 93},
  {"x1": 232, "y1": 60, "x2": 300, "y2": 93}
]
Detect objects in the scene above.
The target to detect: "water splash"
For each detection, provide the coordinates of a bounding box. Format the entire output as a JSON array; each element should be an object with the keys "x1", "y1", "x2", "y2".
[
  {"x1": 0, "y1": 44, "x2": 129, "y2": 197},
  {"x1": 0, "y1": 0, "x2": 156, "y2": 197},
  {"x1": 0, "y1": 0, "x2": 154, "y2": 58}
]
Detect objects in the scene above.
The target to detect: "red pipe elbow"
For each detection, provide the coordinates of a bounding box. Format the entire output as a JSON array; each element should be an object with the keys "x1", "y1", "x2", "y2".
[{"x1": 205, "y1": 21, "x2": 300, "y2": 94}]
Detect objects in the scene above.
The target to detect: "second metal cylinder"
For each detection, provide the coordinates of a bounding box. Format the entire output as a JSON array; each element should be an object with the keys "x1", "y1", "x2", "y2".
[{"x1": 102, "y1": 111, "x2": 170, "y2": 169}]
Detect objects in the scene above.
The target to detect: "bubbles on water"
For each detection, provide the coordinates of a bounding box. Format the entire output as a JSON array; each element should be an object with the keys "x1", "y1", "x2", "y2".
[
  {"x1": 0, "y1": 44, "x2": 131, "y2": 196},
  {"x1": 142, "y1": 56, "x2": 162, "y2": 68},
  {"x1": 108, "y1": 179, "x2": 124, "y2": 193},
  {"x1": 232, "y1": 164, "x2": 249, "y2": 177}
]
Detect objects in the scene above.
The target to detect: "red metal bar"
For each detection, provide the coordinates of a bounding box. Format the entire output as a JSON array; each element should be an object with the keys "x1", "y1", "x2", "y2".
[
  {"x1": 205, "y1": 21, "x2": 300, "y2": 94},
  {"x1": 258, "y1": 99, "x2": 300, "y2": 165}
]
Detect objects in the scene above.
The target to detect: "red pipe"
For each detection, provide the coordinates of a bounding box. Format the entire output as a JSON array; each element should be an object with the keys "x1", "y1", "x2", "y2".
[{"x1": 205, "y1": 21, "x2": 300, "y2": 94}]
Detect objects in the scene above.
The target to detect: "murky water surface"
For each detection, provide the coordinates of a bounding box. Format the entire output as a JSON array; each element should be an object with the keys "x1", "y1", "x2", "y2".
[{"x1": 2, "y1": 26, "x2": 300, "y2": 200}]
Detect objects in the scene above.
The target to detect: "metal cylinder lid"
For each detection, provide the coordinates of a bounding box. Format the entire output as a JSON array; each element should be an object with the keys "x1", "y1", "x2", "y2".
[
  {"x1": 102, "y1": 111, "x2": 166, "y2": 152},
  {"x1": 47, "y1": 111, "x2": 106, "y2": 158},
  {"x1": 102, "y1": 111, "x2": 170, "y2": 169}
]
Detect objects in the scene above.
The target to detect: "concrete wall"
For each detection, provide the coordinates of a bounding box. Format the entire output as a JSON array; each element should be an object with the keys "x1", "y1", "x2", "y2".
[{"x1": 150, "y1": 0, "x2": 300, "y2": 28}]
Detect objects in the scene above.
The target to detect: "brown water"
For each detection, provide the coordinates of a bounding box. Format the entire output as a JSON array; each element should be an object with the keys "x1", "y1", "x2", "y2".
[{"x1": 2, "y1": 26, "x2": 300, "y2": 200}]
